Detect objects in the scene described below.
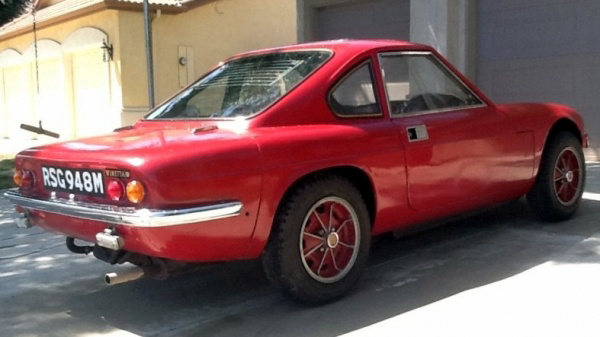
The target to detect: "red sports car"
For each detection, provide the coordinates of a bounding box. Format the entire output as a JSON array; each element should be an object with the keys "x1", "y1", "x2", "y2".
[{"x1": 5, "y1": 40, "x2": 587, "y2": 304}]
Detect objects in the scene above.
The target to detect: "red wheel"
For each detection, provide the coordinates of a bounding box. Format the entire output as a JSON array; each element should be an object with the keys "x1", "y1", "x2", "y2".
[
  {"x1": 528, "y1": 131, "x2": 586, "y2": 221},
  {"x1": 553, "y1": 147, "x2": 583, "y2": 206},
  {"x1": 262, "y1": 175, "x2": 371, "y2": 304},
  {"x1": 300, "y1": 197, "x2": 360, "y2": 283}
]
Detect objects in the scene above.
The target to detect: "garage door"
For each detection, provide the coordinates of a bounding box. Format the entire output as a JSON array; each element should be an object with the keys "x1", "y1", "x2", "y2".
[
  {"x1": 72, "y1": 48, "x2": 113, "y2": 138},
  {"x1": 35, "y1": 58, "x2": 69, "y2": 139},
  {"x1": 477, "y1": 0, "x2": 600, "y2": 157},
  {"x1": 0, "y1": 70, "x2": 5, "y2": 138},
  {"x1": 3, "y1": 66, "x2": 33, "y2": 140},
  {"x1": 315, "y1": 0, "x2": 409, "y2": 41}
]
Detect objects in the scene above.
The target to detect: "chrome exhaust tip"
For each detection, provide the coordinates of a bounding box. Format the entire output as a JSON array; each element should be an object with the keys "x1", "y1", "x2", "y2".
[{"x1": 104, "y1": 267, "x2": 144, "y2": 285}]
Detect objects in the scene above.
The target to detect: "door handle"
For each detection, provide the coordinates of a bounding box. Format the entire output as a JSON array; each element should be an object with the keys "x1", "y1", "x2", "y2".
[{"x1": 406, "y1": 125, "x2": 429, "y2": 142}]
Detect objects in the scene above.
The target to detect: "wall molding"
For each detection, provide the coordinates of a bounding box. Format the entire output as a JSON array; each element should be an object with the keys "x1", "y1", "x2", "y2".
[
  {"x1": 63, "y1": 26, "x2": 109, "y2": 52},
  {"x1": 23, "y1": 39, "x2": 62, "y2": 61},
  {"x1": 0, "y1": 49, "x2": 22, "y2": 67}
]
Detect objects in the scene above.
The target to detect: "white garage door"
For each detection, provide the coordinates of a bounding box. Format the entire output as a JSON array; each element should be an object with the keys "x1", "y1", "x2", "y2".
[
  {"x1": 72, "y1": 48, "x2": 113, "y2": 138},
  {"x1": 3, "y1": 66, "x2": 33, "y2": 140},
  {"x1": 315, "y1": 0, "x2": 410, "y2": 41},
  {"x1": 35, "y1": 58, "x2": 69, "y2": 139},
  {"x1": 477, "y1": 0, "x2": 600, "y2": 156},
  {"x1": 0, "y1": 70, "x2": 5, "y2": 138}
]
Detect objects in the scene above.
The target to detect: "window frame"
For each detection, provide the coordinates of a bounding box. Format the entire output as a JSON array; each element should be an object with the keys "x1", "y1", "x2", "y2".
[
  {"x1": 327, "y1": 59, "x2": 384, "y2": 119},
  {"x1": 377, "y1": 51, "x2": 487, "y2": 118}
]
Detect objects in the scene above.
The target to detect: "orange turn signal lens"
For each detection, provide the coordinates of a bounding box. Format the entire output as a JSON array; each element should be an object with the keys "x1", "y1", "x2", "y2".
[
  {"x1": 126, "y1": 180, "x2": 145, "y2": 203},
  {"x1": 13, "y1": 169, "x2": 24, "y2": 187}
]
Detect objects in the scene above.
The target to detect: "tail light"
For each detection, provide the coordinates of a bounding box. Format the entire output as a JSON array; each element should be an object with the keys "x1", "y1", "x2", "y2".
[
  {"x1": 126, "y1": 180, "x2": 145, "y2": 203},
  {"x1": 107, "y1": 180, "x2": 124, "y2": 201},
  {"x1": 21, "y1": 171, "x2": 35, "y2": 189},
  {"x1": 14, "y1": 169, "x2": 35, "y2": 188}
]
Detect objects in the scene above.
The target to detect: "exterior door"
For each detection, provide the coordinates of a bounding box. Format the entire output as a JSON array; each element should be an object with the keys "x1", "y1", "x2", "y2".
[
  {"x1": 378, "y1": 52, "x2": 534, "y2": 212},
  {"x1": 72, "y1": 48, "x2": 112, "y2": 138},
  {"x1": 3, "y1": 66, "x2": 32, "y2": 140},
  {"x1": 35, "y1": 58, "x2": 68, "y2": 139},
  {"x1": 0, "y1": 68, "x2": 5, "y2": 138}
]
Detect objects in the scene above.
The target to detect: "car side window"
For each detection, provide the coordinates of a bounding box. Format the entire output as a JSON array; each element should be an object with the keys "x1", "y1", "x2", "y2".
[
  {"x1": 329, "y1": 62, "x2": 381, "y2": 117},
  {"x1": 379, "y1": 54, "x2": 483, "y2": 115}
]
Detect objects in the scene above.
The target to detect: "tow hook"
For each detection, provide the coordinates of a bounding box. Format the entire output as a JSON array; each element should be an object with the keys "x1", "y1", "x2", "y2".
[
  {"x1": 66, "y1": 237, "x2": 93, "y2": 255},
  {"x1": 96, "y1": 228, "x2": 124, "y2": 250}
]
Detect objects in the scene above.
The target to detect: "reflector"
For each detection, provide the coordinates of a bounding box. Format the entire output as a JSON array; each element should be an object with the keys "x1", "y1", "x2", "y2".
[{"x1": 107, "y1": 180, "x2": 124, "y2": 201}]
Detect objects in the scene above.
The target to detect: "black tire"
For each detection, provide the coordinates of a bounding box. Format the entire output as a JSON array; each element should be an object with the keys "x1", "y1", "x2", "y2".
[
  {"x1": 527, "y1": 131, "x2": 586, "y2": 221},
  {"x1": 262, "y1": 175, "x2": 371, "y2": 304}
]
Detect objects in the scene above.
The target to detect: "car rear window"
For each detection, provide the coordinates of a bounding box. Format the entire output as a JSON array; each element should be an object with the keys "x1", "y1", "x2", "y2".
[{"x1": 146, "y1": 51, "x2": 332, "y2": 120}]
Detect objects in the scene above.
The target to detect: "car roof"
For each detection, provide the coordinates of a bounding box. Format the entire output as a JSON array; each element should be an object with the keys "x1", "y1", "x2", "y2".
[{"x1": 229, "y1": 39, "x2": 430, "y2": 60}]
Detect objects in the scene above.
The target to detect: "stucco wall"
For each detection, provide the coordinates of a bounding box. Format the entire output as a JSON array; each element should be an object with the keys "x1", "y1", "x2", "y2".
[{"x1": 118, "y1": 0, "x2": 298, "y2": 122}]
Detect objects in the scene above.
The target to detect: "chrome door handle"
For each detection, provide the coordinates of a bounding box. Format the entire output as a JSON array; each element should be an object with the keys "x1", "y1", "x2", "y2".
[{"x1": 406, "y1": 125, "x2": 429, "y2": 142}]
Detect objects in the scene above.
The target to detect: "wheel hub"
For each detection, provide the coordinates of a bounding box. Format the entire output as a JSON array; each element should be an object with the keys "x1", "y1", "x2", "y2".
[
  {"x1": 565, "y1": 170, "x2": 574, "y2": 183},
  {"x1": 326, "y1": 232, "x2": 339, "y2": 248}
]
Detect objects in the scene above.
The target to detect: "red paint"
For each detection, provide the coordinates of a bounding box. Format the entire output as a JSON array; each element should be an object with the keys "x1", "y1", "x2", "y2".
[{"x1": 13, "y1": 40, "x2": 586, "y2": 262}]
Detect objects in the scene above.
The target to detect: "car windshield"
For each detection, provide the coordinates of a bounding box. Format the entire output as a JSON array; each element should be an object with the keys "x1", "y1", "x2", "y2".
[{"x1": 146, "y1": 50, "x2": 331, "y2": 119}]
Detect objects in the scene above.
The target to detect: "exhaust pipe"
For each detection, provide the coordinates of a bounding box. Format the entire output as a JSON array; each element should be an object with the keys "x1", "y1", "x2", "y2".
[
  {"x1": 104, "y1": 267, "x2": 144, "y2": 285},
  {"x1": 15, "y1": 211, "x2": 33, "y2": 229}
]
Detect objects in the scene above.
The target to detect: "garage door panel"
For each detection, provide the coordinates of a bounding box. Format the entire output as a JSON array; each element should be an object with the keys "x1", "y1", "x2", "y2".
[
  {"x1": 72, "y1": 49, "x2": 112, "y2": 138},
  {"x1": 573, "y1": 4, "x2": 600, "y2": 54},
  {"x1": 0, "y1": 72, "x2": 5, "y2": 138},
  {"x1": 316, "y1": 0, "x2": 409, "y2": 41},
  {"x1": 479, "y1": 0, "x2": 583, "y2": 13},
  {"x1": 478, "y1": 0, "x2": 600, "y2": 154},
  {"x1": 481, "y1": 60, "x2": 575, "y2": 103},
  {"x1": 579, "y1": 104, "x2": 600, "y2": 135},
  {"x1": 36, "y1": 59, "x2": 69, "y2": 139},
  {"x1": 3, "y1": 66, "x2": 33, "y2": 140},
  {"x1": 576, "y1": 58, "x2": 600, "y2": 105},
  {"x1": 479, "y1": 5, "x2": 576, "y2": 61}
]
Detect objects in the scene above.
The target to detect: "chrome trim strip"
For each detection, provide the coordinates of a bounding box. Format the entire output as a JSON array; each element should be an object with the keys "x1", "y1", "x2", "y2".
[
  {"x1": 3, "y1": 189, "x2": 243, "y2": 228},
  {"x1": 394, "y1": 103, "x2": 488, "y2": 118}
]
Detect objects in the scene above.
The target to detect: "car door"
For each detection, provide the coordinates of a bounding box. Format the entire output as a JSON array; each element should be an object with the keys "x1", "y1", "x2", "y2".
[{"x1": 378, "y1": 51, "x2": 534, "y2": 212}]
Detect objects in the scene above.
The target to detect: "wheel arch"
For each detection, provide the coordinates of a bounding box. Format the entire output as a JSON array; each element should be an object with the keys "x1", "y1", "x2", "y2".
[
  {"x1": 545, "y1": 118, "x2": 583, "y2": 145},
  {"x1": 274, "y1": 166, "x2": 377, "y2": 229},
  {"x1": 535, "y1": 118, "x2": 582, "y2": 177},
  {"x1": 528, "y1": 122, "x2": 586, "y2": 221}
]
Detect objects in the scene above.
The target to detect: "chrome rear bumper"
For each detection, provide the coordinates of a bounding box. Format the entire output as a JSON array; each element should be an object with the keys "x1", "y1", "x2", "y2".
[{"x1": 3, "y1": 188, "x2": 243, "y2": 228}]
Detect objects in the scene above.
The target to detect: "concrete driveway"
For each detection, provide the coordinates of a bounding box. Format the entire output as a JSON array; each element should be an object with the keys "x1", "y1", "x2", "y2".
[{"x1": 1, "y1": 163, "x2": 600, "y2": 337}]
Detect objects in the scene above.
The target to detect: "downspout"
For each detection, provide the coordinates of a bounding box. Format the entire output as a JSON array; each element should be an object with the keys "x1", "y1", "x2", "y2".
[{"x1": 143, "y1": 0, "x2": 155, "y2": 109}]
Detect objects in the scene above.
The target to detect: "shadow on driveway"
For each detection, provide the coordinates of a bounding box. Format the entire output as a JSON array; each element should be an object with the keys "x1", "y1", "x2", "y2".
[{"x1": 2, "y1": 187, "x2": 600, "y2": 336}]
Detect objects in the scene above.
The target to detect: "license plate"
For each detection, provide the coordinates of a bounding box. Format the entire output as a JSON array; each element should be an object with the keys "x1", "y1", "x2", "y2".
[{"x1": 41, "y1": 166, "x2": 105, "y2": 196}]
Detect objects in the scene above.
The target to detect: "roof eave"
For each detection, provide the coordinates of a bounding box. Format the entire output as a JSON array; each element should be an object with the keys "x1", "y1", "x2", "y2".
[
  {"x1": 0, "y1": 2, "x2": 108, "y2": 41},
  {"x1": 105, "y1": 0, "x2": 186, "y2": 14},
  {"x1": 0, "y1": 0, "x2": 191, "y2": 41}
]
